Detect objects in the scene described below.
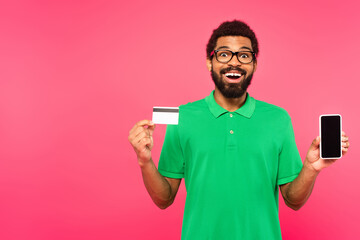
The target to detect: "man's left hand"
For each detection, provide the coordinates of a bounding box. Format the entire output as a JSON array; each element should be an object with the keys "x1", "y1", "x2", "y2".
[{"x1": 304, "y1": 131, "x2": 349, "y2": 172}]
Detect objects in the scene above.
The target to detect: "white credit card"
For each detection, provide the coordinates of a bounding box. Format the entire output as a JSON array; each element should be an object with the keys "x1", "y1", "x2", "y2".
[{"x1": 152, "y1": 107, "x2": 179, "y2": 125}]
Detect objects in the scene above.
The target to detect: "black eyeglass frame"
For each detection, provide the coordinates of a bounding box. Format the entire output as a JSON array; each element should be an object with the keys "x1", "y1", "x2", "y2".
[{"x1": 210, "y1": 50, "x2": 256, "y2": 64}]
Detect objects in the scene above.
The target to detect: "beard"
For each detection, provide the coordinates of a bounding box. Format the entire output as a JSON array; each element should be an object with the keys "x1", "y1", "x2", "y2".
[{"x1": 211, "y1": 66, "x2": 254, "y2": 98}]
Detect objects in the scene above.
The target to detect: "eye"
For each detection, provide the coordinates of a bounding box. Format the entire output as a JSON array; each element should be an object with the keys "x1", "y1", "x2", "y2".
[
  {"x1": 219, "y1": 52, "x2": 229, "y2": 57},
  {"x1": 239, "y1": 53, "x2": 250, "y2": 58}
]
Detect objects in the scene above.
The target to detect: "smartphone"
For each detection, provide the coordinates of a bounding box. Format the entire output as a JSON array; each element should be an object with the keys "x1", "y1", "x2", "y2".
[{"x1": 319, "y1": 114, "x2": 342, "y2": 159}]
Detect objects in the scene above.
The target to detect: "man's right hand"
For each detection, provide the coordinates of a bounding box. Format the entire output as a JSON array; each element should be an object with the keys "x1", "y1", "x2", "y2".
[
  {"x1": 128, "y1": 120, "x2": 156, "y2": 167},
  {"x1": 128, "y1": 119, "x2": 181, "y2": 209}
]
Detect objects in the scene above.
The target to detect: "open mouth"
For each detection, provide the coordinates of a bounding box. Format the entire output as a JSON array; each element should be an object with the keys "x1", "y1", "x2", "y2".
[
  {"x1": 225, "y1": 72, "x2": 242, "y2": 80},
  {"x1": 223, "y1": 71, "x2": 245, "y2": 83},
  {"x1": 220, "y1": 68, "x2": 246, "y2": 83}
]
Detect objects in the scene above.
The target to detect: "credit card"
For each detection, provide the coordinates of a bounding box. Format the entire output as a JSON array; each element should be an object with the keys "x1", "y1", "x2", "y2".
[{"x1": 152, "y1": 107, "x2": 179, "y2": 125}]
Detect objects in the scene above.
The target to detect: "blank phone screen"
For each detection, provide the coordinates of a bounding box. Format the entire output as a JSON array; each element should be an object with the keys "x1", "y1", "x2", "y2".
[{"x1": 321, "y1": 115, "x2": 341, "y2": 158}]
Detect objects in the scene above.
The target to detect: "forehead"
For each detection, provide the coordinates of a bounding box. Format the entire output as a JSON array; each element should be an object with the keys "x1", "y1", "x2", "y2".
[{"x1": 215, "y1": 36, "x2": 252, "y2": 51}]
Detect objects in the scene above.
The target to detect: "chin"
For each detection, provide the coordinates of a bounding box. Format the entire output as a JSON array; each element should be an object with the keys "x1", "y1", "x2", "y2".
[
  {"x1": 211, "y1": 69, "x2": 253, "y2": 99},
  {"x1": 221, "y1": 88, "x2": 246, "y2": 98}
]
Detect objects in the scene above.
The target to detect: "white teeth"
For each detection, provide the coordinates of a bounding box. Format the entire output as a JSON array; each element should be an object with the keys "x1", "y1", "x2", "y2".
[{"x1": 225, "y1": 73, "x2": 242, "y2": 77}]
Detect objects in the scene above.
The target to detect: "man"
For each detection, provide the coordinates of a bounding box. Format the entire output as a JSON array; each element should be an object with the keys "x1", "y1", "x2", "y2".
[{"x1": 128, "y1": 20, "x2": 350, "y2": 239}]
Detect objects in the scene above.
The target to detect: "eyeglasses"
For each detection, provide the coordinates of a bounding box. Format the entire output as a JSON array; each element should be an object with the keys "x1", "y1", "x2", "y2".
[{"x1": 210, "y1": 50, "x2": 256, "y2": 64}]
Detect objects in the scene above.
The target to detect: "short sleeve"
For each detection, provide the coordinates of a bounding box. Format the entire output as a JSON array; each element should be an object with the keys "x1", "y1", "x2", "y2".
[
  {"x1": 158, "y1": 124, "x2": 184, "y2": 179},
  {"x1": 277, "y1": 118, "x2": 303, "y2": 185}
]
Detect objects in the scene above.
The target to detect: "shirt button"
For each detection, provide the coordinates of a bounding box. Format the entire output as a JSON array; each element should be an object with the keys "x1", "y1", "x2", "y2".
[
  {"x1": 230, "y1": 130, "x2": 234, "y2": 134},
  {"x1": 230, "y1": 113, "x2": 233, "y2": 118}
]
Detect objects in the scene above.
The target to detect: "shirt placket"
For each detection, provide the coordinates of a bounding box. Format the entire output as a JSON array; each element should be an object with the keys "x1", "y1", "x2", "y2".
[{"x1": 227, "y1": 112, "x2": 237, "y2": 149}]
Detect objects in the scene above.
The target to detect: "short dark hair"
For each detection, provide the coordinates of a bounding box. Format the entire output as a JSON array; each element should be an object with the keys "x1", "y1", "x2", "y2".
[{"x1": 206, "y1": 20, "x2": 259, "y2": 59}]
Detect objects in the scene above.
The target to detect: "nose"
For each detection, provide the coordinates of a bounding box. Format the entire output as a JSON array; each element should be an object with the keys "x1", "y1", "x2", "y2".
[{"x1": 228, "y1": 54, "x2": 242, "y2": 66}]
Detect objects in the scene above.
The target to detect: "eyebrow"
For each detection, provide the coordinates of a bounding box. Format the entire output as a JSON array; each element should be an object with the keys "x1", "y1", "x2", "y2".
[{"x1": 216, "y1": 46, "x2": 253, "y2": 51}]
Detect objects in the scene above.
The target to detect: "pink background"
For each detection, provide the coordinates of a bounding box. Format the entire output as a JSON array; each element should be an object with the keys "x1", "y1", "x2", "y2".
[{"x1": 0, "y1": 0, "x2": 359, "y2": 239}]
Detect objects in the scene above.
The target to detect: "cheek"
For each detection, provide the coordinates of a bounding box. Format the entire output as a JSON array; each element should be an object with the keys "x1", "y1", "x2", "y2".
[
  {"x1": 244, "y1": 65, "x2": 255, "y2": 74},
  {"x1": 212, "y1": 63, "x2": 225, "y2": 73},
  {"x1": 251, "y1": 62, "x2": 257, "y2": 71}
]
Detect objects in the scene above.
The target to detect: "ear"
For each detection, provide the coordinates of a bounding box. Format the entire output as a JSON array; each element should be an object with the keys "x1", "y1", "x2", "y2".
[
  {"x1": 206, "y1": 58, "x2": 212, "y2": 72},
  {"x1": 253, "y1": 60, "x2": 258, "y2": 72}
]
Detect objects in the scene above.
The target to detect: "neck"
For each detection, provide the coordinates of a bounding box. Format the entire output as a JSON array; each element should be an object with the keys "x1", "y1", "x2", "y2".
[{"x1": 213, "y1": 88, "x2": 247, "y2": 112}]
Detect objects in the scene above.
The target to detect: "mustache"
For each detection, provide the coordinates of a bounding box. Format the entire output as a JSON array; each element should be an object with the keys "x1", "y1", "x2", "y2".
[{"x1": 219, "y1": 67, "x2": 247, "y2": 75}]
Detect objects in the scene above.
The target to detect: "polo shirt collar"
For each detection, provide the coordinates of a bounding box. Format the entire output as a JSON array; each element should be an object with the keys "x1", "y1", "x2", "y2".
[{"x1": 205, "y1": 90, "x2": 256, "y2": 119}]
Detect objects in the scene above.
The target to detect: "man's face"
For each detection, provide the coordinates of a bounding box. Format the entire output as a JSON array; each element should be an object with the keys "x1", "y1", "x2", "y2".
[{"x1": 207, "y1": 36, "x2": 257, "y2": 98}]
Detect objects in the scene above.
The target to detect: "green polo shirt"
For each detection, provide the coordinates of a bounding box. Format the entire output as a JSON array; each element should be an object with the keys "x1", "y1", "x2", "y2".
[{"x1": 158, "y1": 91, "x2": 303, "y2": 240}]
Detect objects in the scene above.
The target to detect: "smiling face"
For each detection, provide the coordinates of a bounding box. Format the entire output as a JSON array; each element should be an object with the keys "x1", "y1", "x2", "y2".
[{"x1": 207, "y1": 36, "x2": 257, "y2": 98}]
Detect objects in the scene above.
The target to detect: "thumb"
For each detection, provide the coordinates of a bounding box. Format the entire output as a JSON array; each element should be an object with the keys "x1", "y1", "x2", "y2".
[{"x1": 310, "y1": 136, "x2": 320, "y2": 150}]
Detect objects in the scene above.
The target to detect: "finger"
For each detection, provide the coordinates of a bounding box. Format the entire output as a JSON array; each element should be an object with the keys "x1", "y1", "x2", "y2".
[
  {"x1": 136, "y1": 119, "x2": 154, "y2": 128},
  {"x1": 341, "y1": 131, "x2": 346, "y2": 136},
  {"x1": 132, "y1": 131, "x2": 149, "y2": 145},
  {"x1": 341, "y1": 136, "x2": 349, "y2": 142},
  {"x1": 310, "y1": 136, "x2": 320, "y2": 150},
  {"x1": 129, "y1": 126, "x2": 144, "y2": 143},
  {"x1": 143, "y1": 136, "x2": 153, "y2": 148},
  {"x1": 131, "y1": 126, "x2": 148, "y2": 140},
  {"x1": 133, "y1": 123, "x2": 155, "y2": 137},
  {"x1": 342, "y1": 141, "x2": 350, "y2": 148},
  {"x1": 140, "y1": 127, "x2": 154, "y2": 139},
  {"x1": 136, "y1": 137, "x2": 153, "y2": 152},
  {"x1": 132, "y1": 137, "x2": 151, "y2": 153},
  {"x1": 130, "y1": 122, "x2": 155, "y2": 141},
  {"x1": 136, "y1": 136, "x2": 152, "y2": 148},
  {"x1": 129, "y1": 120, "x2": 154, "y2": 135}
]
